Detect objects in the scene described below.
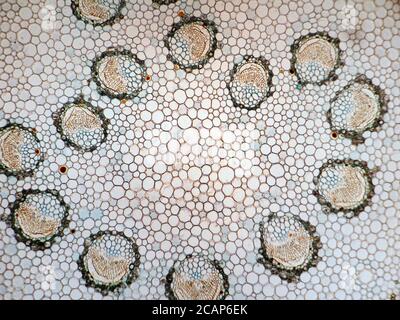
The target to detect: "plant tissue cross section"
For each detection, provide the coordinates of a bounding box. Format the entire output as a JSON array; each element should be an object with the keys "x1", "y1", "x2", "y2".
[{"x1": 0, "y1": 0, "x2": 398, "y2": 301}]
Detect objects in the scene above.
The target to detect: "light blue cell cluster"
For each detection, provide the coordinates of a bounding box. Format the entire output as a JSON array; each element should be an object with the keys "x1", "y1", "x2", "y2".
[
  {"x1": 178, "y1": 256, "x2": 215, "y2": 280},
  {"x1": 318, "y1": 167, "x2": 341, "y2": 192},
  {"x1": 24, "y1": 193, "x2": 66, "y2": 220},
  {"x1": 171, "y1": 37, "x2": 193, "y2": 65},
  {"x1": 230, "y1": 81, "x2": 267, "y2": 109},
  {"x1": 93, "y1": 234, "x2": 135, "y2": 260},
  {"x1": 19, "y1": 131, "x2": 41, "y2": 171},
  {"x1": 69, "y1": 128, "x2": 104, "y2": 150},
  {"x1": 264, "y1": 215, "x2": 303, "y2": 243},
  {"x1": 295, "y1": 61, "x2": 330, "y2": 84},
  {"x1": 330, "y1": 90, "x2": 356, "y2": 130},
  {"x1": 119, "y1": 55, "x2": 145, "y2": 94}
]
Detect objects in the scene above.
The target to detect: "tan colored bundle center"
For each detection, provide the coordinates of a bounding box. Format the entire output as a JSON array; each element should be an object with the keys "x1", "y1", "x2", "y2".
[
  {"x1": 79, "y1": 0, "x2": 110, "y2": 22},
  {"x1": 235, "y1": 62, "x2": 268, "y2": 91},
  {"x1": 0, "y1": 129, "x2": 24, "y2": 170},
  {"x1": 62, "y1": 105, "x2": 102, "y2": 135},
  {"x1": 325, "y1": 166, "x2": 368, "y2": 209},
  {"x1": 16, "y1": 203, "x2": 59, "y2": 239},
  {"x1": 180, "y1": 23, "x2": 211, "y2": 62},
  {"x1": 86, "y1": 247, "x2": 130, "y2": 284},
  {"x1": 297, "y1": 38, "x2": 337, "y2": 69},
  {"x1": 265, "y1": 229, "x2": 311, "y2": 268},
  {"x1": 173, "y1": 270, "x2": 223, "y2": 300},
  {"x1": 98, "y1": 56, "x2": 128, "y2": 94}
]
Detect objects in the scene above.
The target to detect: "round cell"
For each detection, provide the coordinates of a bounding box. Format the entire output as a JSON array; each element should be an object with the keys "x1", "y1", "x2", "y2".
[
  {"x1": 165, "y1": 254, "x2": 229, "y2": 300},
  {"x1": 228, "y1": 56, "x2": 273, "y2": 110},
  {"x1": 53, "y1": 96, "x2": 109, "y2": 152},
  {"x1": 78, "y1": 231, "x2": 140, "y2": 295},
  {"x1": 10, "y1": 190, "x2": 70, "y2": 249},
  {"x1": 71, "y1": 0, "x2": 125, "y2": 27},
  {"x1": 314, "y1": 159, "x2": 375, "y2": 217},
  {"x1": 258, "y1": 213, "x2": 321, "y2": 282},
  {"x1": 291, "y1": 32, "x2": 342, "y2": 85},
  {"x1": 92, "y1": 48, "x2": 146, "y2": 99},
  {"x1": 0, "y1": 124, "x2": 43, "y2": 178},
  {"x1": 327, "y1": 74, "x2": 388, "y2": 143},
  {"x1": 165, "y1": 16, "x2": 218, "y2": 71}
]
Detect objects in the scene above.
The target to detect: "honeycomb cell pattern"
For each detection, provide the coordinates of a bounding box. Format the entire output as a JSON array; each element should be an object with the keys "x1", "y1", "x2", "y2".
[
  {"x1": 0, "y1": 0, "x2": 399, "y2": 300},
  {"x1": 165, "y1": 254, "x2": 229, "y2": 300}
]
